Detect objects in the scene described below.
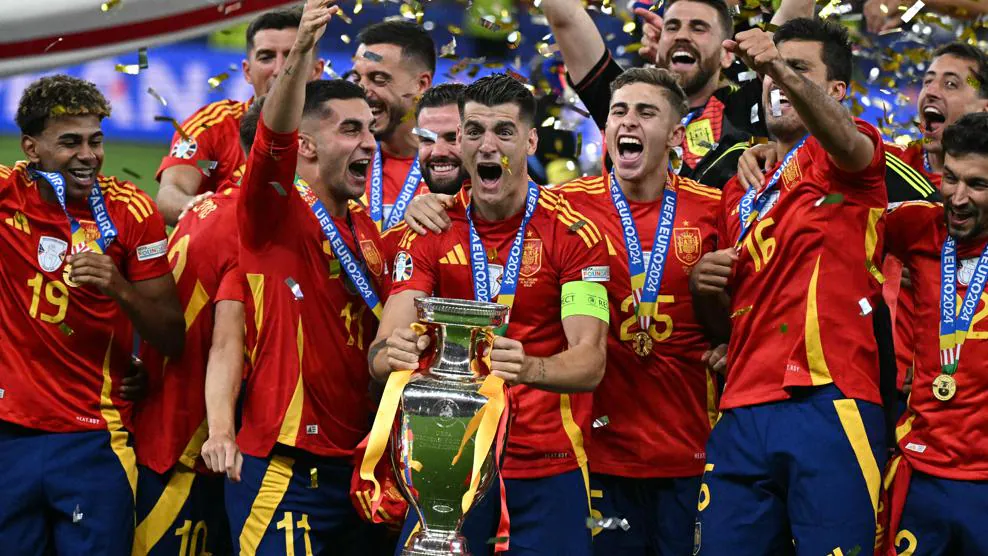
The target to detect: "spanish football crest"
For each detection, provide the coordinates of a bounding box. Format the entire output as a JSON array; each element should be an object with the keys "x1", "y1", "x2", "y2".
[
  {"x1": 520, "y1": 239, "x2": 542, "y2": 277},
  {"x1": 360, "y1": 239, "x2": 385, "y2": 277},
  {"x1": 674, "y1": 227, "x2": 702, "y2": 266},
  {"x1": 781, "y1": 155, "x2": 802, "y2": 189},
  {"x1": 37, "y1": 236, "x2": 67, "y2": 272}
]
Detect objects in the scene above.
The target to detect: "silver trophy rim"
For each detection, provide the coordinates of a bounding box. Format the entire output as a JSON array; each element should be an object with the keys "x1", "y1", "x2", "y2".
[{"x1": 414, "y1": 297, "x2": 509, "y2": 323}]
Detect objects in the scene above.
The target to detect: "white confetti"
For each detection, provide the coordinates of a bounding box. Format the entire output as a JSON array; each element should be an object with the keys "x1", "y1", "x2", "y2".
[
  {"x1": 738, "y1": 70, "x2": 758, "y2": 82},
  {"x1": 750, "y1": 103, "x2": 760, "y2": 124},
  {"x1": 901, "y1": 0, "x2": 925, "y2": 23},
  {"x1": 592, "y1": 416, "x2": 610, "y2": 428},
  {"x1": 72, "y1": 505, "x2": 84, "y2": 523},
  {"x1": 587, "y1": 517, "x2": 630, "y2": 531},
  {"x1": 858, "y1": 298, "x2": 873, "y2": 316},
  {"x1": 770, "y1": 89, "x2": 782, "y2": 117},
  {"x1": 286, "y1": 278, "x2": 304, "y2": 300},
  {"x1": 412, "y1": 127, "x2": 438, "y2": 141}
]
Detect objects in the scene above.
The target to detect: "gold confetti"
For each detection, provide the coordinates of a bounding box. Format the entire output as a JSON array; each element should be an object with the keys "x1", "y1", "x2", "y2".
[
  {"x1": 309, "y1": 467, "x2": 318, "y2": 489},
  {"x1": 569, "y1": 220, "x2": 587, "y2": 232},
  {"x1": 353, "y1": 0, "x2": 363, "y2": 14},
  {"x1": 115, "y1": 64, "x2": 140, "y2": 75},
  {"x1": 101, "y1": 0, "x2": 122, "y2": 12},
  {"x1": 623, "y1": 21, "x2": 636, "y2": 34},
  {"x1": 447, "y1": 24, "x2": 463, "y2": 35},
  {"x1": 341, "y1": 34, "x2": 351, "y2": 44},
  {"x1": 506, "y1": 69, "x2": 528, "y2": 84},
  {"x1": 506, "y1": 31, "x2": 522, "y2": 49},
  {"x1": 440, "y1": 38, "x2": 457, "y2": 59},
  {"x1": 730, "y1": 305, "x2": 754, "y2": 318},
  {"x1": 541, "y1": 116, "x2": 556, "y2": 127},
  {"x1": 208, "y1": 72, "x2": 230, "y2": 89},
  {"x1": 335, "y1": 7, "x2": 352, "y2": 24},
  {"x1": 122, "y1": 168, "x2": 141, "y2": 180},
  {"x1": 500, "y1": 155, "x2": 511, "y2": 175},
  {"x1": 479, "y1": 15, "x2": 500, "y2": 31},
  {"x1": 154, "y1": 115, "x2": 189, "y2": 141}
]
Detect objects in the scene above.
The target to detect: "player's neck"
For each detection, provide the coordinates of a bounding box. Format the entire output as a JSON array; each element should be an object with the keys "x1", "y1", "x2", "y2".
[
  {"x1": 35, "y1": 178, "x2": 85, "y2": 205},
  {"x1": 380, "y1": 122, "x2": 418, "y2": 159},
  {"x1": 687, "y1": 77, "x2": 719, "y2": 110},
  {"x1": 775, "y1": 133, "x2": 806, "y2": 162},
  {"x1": 472, "y1": 179, "x2": 528, "y2": 221},
  {"x1": 926, "y1": 149, "x2": 945, "y2": 173},
  {"x1": 298, "y1": 166, "x2": 348, "y2": 218},
  {"x1": 616, "y1": 165, "x2": 669, "y2": 203}
]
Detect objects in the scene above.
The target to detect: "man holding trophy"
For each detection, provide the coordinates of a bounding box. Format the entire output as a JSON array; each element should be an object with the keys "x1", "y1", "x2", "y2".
[{"x1": 368, "y1": 73, "x2": 611, "y2": 555}]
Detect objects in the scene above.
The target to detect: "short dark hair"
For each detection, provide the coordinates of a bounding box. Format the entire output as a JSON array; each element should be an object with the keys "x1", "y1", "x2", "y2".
[
  {"x1": 666, "y1": 0, "x2": 733, "y2": 40},
  {"x1": 357, "y1": 20, "x2": 436, "y2": 75},
  {"x1": 16, "y1": 74, "x2": 111, "y2": 136},
  {"x1": 933, "y1": 42, "x2": 988, "y2": 99},
  {"x1": 302, "y1": 79, "x2": 368, "y2": 120},
  {"x1": 246, "y1": 7, "x2": 302, "y2": 53},
  {"x1": 239, "y1": 97, "x2": 265, "y2": 154},
  {"x1": 773, "y1": 18, "x2": 853, "y2": 86},
  {"x1": 416, "y1": 83, "x2": 466, "y2": 119},
  {"x1": 459, "y1": 74, "x2": 537, "y2": 128},
  {"x1": 610, "y1": 67, "x2": 690, "y2": 120},
  {"x1": 943, "y1": 112, "x2": 988, "y2": 158}
]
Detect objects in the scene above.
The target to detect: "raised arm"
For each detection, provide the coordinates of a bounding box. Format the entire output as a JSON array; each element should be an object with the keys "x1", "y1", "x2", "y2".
[
  {"x1": 541, "y1": 0, "x2": 608, "y2": 86},
  {"x1": 726, "y1": 27, "x2": 875, "y2": 172},
  {"x1": 238, "y1": 1, "x2": 336, "y2": 247},
  {"x1": 771, "y1": 0, "x2": 817, "y2": 25}
]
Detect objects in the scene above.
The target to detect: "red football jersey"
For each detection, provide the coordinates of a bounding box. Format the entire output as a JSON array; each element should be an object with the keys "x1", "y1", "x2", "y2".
[
  {"x1": 718, "y1": 121, "x2": 888, "y2": 409},
  {"x1": 156, "y1": 99, "x2": 249, "y2": 195},
  {"x1": 391, "y1": 188, "x2": 610, "y2": 479},
  {"x1": 237, "y1": 115, "x2": 391, "y2": 459},
  {"x1": 361, "y1": 150, "x2": 429, "y2": 228},
  {"x1": 0, "y1": 162, "x2": 170, "y2": 432},
  {"x1": 883, "y1": 142, "x2": 943, "y2": 389},
  {"x1": 133, "y1": 186, "x2": 243, "y2": 474},
  {"x1": 886, "y1": 201, "x2": 988, "y2": 480},
  {"x1": 556, "y1": 174, "x2": 722, "y2": 478}
]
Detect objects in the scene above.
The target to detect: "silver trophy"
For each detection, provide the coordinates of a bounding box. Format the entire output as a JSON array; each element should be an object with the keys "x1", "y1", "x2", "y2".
[{"x1": 393, "y1": 297, "x2": 510, "y2": 555}]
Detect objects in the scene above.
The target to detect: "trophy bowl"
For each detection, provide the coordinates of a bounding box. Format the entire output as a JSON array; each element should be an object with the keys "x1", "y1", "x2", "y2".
[{"x1": 392, "y1": 297, "x2": 510, "y2": 555}]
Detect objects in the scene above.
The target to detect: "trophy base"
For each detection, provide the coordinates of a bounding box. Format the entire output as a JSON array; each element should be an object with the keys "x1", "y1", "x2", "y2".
[{"x1": 400, "y1": 529, "x2": 471, "y2": 556}]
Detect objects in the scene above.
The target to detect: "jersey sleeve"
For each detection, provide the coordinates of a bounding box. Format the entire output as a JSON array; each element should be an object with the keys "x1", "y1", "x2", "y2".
[
  {"x1": 885, "y1": 201, "x2": 941, "y2": 260},
  {"x1": 884, "y1": 147, "x2": 940, "y2": 204},
  {"x1": 122, "y1": 191, "x2": 171, "y2": 282},
  {"x1": 567, "y1": 50, "x2": 625, "y2": 130},
  {"x1": 390, "y1": 228, "x2": 438, "y2": 295},
  {"x1": 552, "y1": 193, "x2": 610, "y2": 284},
  {"x1": 155, "y1": 108, "x2": 225, "y2": 187},
  {"x1": 822, "y1": 119, "x2": 887, "y2": 188},
  {"x1": 237, "y1": 113, "x2": 300, "y2": 250},
  {"x1": 216, "y1": 265, "x2": 245, "y2": 303}
]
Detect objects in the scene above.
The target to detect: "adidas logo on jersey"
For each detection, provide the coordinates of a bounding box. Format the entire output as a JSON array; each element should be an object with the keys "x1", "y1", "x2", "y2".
[
  {"x1": 4, "y1": 211, "x2": 30, "y2": 234},
  {"x1": 439, "y1": 244, "x2": 468, "y2": 265}
]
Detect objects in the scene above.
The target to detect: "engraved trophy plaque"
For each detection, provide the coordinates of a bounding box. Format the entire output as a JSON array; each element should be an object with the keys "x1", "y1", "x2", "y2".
[{"x1": 393, "y1": 297, "x2": 510, "y2": 555}]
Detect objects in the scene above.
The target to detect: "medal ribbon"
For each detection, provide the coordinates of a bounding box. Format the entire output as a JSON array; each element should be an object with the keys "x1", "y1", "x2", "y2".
[
  {"x1": 369, "y1": 144, "x2": 422, "y2": 231},
  {"x1": 735, "y1": 135, "x2": 808, "y2": 248},
  {"x1": 609, "y1": 170, "x2": 678, "y2": 331},
  {"x1": 32, "y1": 169, "x2": 117, "y2": 255},
  {"x1": 294, "y1": 176, "x2": 383, "y2": 319},
  {"x1": 938, "y1": 236, "x2": 988, "y2": 374},
  {"x1": 466, "y1": 181, "x2": 540, "y2": 333}
]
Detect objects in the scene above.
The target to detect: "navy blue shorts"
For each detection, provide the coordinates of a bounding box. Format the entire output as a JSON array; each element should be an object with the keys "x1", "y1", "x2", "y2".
[
  {"x1": 894, "y1": 471, "x2": 988, "y2": 555},
  {"x1": 589, "y1": 473, "x2": 701, "y2": 556},
  {"x1": 396, "y1": 468, "x2": 592, "y2": 555},
  {"x1": 695, "y1": 385, "x2": 887, "y2": 556},
  {"x1": 225, "y1": 447, "x2": 390, "y2": 555},
  {"x1": 134, "y1": 463, "x2": 231, "y2": 555},
  {"x1": 0, "y1": 422, "x2": 137, "y2": 555}
]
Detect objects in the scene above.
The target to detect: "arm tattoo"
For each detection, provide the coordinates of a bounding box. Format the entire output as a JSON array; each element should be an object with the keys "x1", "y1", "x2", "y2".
[
  {"x1": 367, "y1": 338, "x2": 388, "y2": 367},
  {"x1": 537, "y1": 359, "x2": 547, "y2": 383}
]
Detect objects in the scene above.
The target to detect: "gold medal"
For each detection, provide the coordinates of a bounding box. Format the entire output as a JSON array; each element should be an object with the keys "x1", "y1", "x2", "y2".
[
  {"x1": 932, "y1": 374, "x2": 957, "y2": 402},
  {"x1": 62, "y1": 264, "x2": 79, "y2": 288},
  {"x1": 632, "y1": 331, "x2": 653, "y2": 357}
]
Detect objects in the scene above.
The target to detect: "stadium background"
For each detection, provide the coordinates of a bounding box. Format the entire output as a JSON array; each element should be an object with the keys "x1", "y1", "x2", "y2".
[{"x1": 0, "y1": 0, "x2": 932, "y2": 200}]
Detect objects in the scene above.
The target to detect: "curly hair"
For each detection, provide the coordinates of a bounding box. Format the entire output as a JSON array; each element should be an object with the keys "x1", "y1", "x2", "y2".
[{"x1": 16, "y1": 74, "x2": 111, "y2": 136}]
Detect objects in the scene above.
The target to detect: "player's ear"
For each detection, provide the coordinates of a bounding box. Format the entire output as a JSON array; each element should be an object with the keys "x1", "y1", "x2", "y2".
[
  {"x1": 310, "y1": 59, "x2": 326, "y2": 81},
  {"x1": 527, "y1": 126, "x2": 538, "y2": 156},
  {"x1": 21, "y1": 135, "x2": 41, "y2": 164},
  {"x1": 829, "y1": 80, "x2": 847, "y2": 102},
  {"x1": 298, "y1": 132, "x2": 317, "y2": 160},
  {"x1": 668, "y1": 122, "x2": 686, "y2": 151}
]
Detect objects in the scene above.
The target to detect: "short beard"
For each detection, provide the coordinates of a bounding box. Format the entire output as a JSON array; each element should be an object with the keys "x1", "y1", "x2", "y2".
[
  {"x1": 374, "y1": 102, "x2": 409, "y2": 142},
  {"x1": 679, "y1": 60, "x2": 719, "y2": 97},
  {"x1": 423, "y1": 167, "x2": 467, "y2": 195},
  {"x1": 946, "y1": 209, "x2": 985, "y2": 242}
]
